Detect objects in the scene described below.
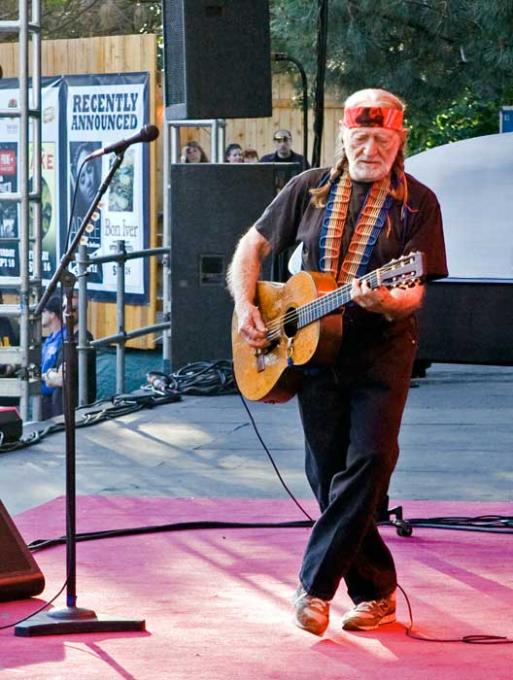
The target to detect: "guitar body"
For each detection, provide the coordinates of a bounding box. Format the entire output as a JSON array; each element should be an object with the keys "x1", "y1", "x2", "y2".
[{"x1": 232, "y1": 271, "x2": 343, "y2": 403}]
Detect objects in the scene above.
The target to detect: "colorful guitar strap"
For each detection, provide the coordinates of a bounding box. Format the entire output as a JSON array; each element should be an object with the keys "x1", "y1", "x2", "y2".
[{"x1": 319, "y1": 169, "x2": 394, "y2": 283}]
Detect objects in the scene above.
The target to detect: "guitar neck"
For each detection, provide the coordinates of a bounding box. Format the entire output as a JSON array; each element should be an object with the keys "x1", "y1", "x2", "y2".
[{"x1": 297, "y1": 269, "x2": 382, "y2": 328}]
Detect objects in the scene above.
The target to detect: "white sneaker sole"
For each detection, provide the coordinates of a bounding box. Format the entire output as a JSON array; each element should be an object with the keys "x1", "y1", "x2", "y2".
[
  {"x1": 293, "y1": 615, "x2": 329, "y2": 636},
  {"x1": 342, "y1": 611, "x2": 396, "y2": 631}
]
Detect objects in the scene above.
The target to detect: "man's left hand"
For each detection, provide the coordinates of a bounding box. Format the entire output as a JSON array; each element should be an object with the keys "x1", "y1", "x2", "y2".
[
  {"x1": 351, "y1": 278, "x2": 391, "y2": 315},
  {"x1": 351, "y1": 277, "x2": 424, "y2": 321}
]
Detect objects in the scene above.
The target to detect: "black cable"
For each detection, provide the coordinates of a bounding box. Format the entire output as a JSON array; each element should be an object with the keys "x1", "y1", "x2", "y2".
[
  {"x1": 402, "y1": 515, "x2": 513, "y2": 534},
  {"x1": 165, "y1": 360, "x2": 237, "y2": 396},
  {"x1": 237, "y1": 389, "x2": 315, "y2": 523},
  {"x1": 0, "y1": 393, "x2": 176, "y2": 454},
  {"x1": 0, "y1": 577, "x2": 69, "y2": 631},
  {"x1": 398, "y1": 583, "x2": 512, "y2": 645},
  {"x1": 28, "y1": 518, "x2": 314, "y2": 553}
]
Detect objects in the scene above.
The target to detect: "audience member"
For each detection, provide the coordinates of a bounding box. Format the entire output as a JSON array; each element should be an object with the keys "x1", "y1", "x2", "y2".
[
  {"x1": 260, "y1": 129, "x2": 310, "y2": 170},
  {"x1": 224, "y1": 143, "x2": 244, "y2": 163},
  {"x1": 40, "y1": 296, "x2": 65, "y2": 419},
  {"x1": 44, "y1": 291, "x2": 97, "y2": 411},
  {"x1": 180, "y1": 141, "x2": 209, "y2": 163},
  {"x1": 242, "y1": 148, "x2": 259, "y2": 163}
]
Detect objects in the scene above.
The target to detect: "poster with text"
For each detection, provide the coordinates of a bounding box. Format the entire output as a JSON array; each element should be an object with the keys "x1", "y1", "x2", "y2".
[
  {"x1": 65, "y1": 73, "x2": 150, "y2": 299},
  {"x1": 0, "y1": 79, "x2": 61, "y2": 285}
]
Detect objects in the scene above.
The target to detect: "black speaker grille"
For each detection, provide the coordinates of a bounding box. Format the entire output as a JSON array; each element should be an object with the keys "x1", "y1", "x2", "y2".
[
  {"x1": 164, "y1": 0, "x2": 186, "y2": 106},
  {"x1": 163, "y1": 0, "x2": 272, "y2": 119},
  {"x1": 168, "y1": 164, "x2": 300, "y2": 369}
]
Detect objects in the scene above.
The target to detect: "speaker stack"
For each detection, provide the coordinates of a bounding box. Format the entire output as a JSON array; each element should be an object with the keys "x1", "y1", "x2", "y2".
[
  {"x1": 168, "y1": 163, "x2": 300, "y2": 369},
  {"x1": 162, "y1": 1, "x2": 293, "y2": 368},
  {"x1": 162, "y1": 0, "x2": 272, "y2": 119}
]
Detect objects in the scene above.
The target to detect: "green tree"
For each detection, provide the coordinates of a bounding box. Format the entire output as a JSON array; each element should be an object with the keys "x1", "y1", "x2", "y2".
[
  {"x1": 0, "y1": 1, "x2": 161, "y2": 39},
  {"x1": 2, "y1": 1, "x2": 512, "y2": 154},
  {"x1": 270, "y1": 0, "x2": 513, "y2": 154}
]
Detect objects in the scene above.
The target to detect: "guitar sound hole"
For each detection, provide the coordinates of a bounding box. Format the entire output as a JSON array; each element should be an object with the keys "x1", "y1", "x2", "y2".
[{"x1": 283, "y1": 307, "x2": 299, "y2": 338}]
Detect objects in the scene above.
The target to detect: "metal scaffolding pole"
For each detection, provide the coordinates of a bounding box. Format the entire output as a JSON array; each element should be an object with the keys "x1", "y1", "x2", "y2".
[{"x1": 0, "y1": 0, "x2": 42, "y2": 421}]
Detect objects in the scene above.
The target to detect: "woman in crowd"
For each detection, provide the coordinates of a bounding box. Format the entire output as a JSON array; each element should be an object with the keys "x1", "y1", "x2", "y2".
[
  {"x1": 242, "y1": 148, "x2": 259, "y2": 163},
  {"x1": 180, "y1": 141, "x2": 209, "y2": 163},
  {"x1": 224, "y1": 143, "x2": 244, "y2": 163}
]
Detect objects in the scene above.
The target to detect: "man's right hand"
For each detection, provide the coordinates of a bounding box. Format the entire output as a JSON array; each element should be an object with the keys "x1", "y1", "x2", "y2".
[{"x1": 236, "y1": 302, "x2": 269, "y2": 348}]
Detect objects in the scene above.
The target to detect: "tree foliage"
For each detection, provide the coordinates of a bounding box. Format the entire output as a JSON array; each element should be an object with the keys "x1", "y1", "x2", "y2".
[
  {"x1": 270, "y1": 0, "x2": 513, "y2": 154},
  {"x1": 0, "y1": 1, "x2": 161, "y2": 39},
  {"x1": 2, "y1": 1, "x2": 512, "y2": 154}
]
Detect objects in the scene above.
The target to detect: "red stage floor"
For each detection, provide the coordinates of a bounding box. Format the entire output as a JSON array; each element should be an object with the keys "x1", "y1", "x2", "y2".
[{"x1": 1, "y1": 497, "x2": 512, "y2": 679}]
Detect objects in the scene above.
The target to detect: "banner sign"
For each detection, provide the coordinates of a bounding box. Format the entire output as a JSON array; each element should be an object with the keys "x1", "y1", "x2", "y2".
[
  {"x1": 0, "y1": 73, "x2": 150, "y2": 301},
  {"x1": 0, "y1": 78, "x2": 61, "y2": 283},
  {"x1": 65, "y1": 73, "x2": 150, "y2": 298}
]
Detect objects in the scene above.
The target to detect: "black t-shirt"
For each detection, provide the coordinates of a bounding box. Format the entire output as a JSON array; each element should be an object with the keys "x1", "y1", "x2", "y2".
[
  {"x1": 259, "y1": 150, "x2": 310, "y2": 170},
  {"x1": 255, "y1": 168, "x2": 447, "y2": 277},
  {"x1": 254, "y1": 167, "x2": 448, "y2": 336}
]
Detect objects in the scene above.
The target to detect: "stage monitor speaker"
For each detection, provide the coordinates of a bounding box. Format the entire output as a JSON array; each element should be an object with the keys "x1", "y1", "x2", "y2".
[
  {"x1": 0, "y1": 500, "x2": 45, "y2": 602},
  {"x1": 163, "y1": 0, "x2": 272, "y2": 119},
  {"x1": 168, "y1": 163, "x2": 300, "y2": 369},
  {"x1": 0, "y1": 407, "x2": 23, "y2": 443}
]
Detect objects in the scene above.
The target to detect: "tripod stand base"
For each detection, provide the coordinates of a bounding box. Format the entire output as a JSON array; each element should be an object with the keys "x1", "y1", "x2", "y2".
[
  {"x1": 14, "y1": 606, "x2": 146, "y2": 636},
  {"x1": 377, "y1": 496, "x2": 413, "y2": 537}
]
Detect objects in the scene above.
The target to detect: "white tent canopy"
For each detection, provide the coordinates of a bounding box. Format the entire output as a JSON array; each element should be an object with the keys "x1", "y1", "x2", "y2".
[{"x1": 405, "y1": 132, "x2": 513, "y2": 281}]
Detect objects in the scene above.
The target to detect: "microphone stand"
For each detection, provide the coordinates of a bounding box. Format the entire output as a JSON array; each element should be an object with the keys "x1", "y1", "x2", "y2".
[{"x1": 15, "y1": 151, "x2": 145, "y2": 636}]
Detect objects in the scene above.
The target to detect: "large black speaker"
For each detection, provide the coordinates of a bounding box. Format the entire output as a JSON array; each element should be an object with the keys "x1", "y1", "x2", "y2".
[
  {"x1": 416, "y1": 281, "x2": 513, "y2": 364},
  {"x1": 168, "y1": 163, "x2": 299, "y2": 369},
  {"x1": 163, "y1": 0, "x2": 272, "y2": 119},
  {"x1": 0, "y1": 500, "x2": 45, "y2": 601}
]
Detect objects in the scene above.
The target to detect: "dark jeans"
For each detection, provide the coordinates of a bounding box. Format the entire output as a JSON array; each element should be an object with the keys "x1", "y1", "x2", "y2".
[{"x1": 297, "y1": 317, "x2": 417, "y2": 603}]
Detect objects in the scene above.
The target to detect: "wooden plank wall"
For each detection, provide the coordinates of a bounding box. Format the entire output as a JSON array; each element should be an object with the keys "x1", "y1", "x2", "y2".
[
  {"x1": 0, "y1": 34, "x2": 344, "y2": 349},
  {"x1": 178, "y1": 75, "x2": 343, "y2": 167}
]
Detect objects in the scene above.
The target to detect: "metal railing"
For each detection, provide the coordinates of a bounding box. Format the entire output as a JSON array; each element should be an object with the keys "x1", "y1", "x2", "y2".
[{"x1": 75, "y1": 241, "x2": 171, "y2": 400}]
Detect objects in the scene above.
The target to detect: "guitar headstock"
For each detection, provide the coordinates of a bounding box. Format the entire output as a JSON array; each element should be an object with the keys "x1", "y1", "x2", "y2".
[{"x1": 379, "y1": 251, "x2": 425, "y2": 289}]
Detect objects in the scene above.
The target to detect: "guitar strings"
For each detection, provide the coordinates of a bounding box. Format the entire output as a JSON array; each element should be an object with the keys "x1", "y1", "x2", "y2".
[
  {"x1": 264, "y1": 270, "x2": 376, "y2": 339},
  {"x1": 263, "y1": 261, "x2": 417, "y2": 341}
]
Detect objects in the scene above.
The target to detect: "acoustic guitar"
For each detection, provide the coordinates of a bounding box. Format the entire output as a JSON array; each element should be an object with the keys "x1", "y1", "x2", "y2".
[{"x1": 232, "y1": 251, "x2": 425, "y2": 403}]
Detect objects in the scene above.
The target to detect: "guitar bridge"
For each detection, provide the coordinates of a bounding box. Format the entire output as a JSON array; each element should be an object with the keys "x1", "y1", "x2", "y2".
[{"x1": 255, "y1": 349, "x2": 265, "y2": 373}]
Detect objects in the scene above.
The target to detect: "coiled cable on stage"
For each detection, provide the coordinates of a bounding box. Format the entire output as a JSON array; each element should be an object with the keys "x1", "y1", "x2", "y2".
[{"x1": 145, "y1": 360, "x2": 237, "y2": 397}]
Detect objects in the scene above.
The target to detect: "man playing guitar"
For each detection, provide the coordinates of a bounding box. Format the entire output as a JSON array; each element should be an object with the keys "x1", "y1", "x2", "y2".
[{"x1": 228, "y1": 88, "x2": 448, "y2": 636}]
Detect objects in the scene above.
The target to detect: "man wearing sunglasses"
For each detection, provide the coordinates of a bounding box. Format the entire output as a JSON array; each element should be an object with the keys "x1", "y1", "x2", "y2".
[{"x1": 260, "y1": 129, "x2": 310, "y2": 170}]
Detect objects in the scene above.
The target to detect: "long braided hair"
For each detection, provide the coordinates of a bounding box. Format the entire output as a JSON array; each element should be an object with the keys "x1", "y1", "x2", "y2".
[{"x1": 310, "y1": 88, "x2": 408, "y2": 209}]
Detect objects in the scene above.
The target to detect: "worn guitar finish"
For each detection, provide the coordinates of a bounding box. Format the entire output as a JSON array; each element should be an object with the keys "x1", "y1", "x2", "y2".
[{"x1": 232, "y1": 252, "x2": 425, "y2": 403}]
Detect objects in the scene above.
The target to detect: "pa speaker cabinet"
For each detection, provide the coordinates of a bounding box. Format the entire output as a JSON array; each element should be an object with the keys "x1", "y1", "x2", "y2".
[
  {"x1": 0, "y1": 407, "x2": 22, "y2": 443},
  {"x1": 0, "y1": 500, "x2": 45, "y2": 601},
  {"x1": 163, "y1": 0, "x2": 272, "y2": 119},
  {"x1": 416, "y1": 280, "x2": 513, "y2": 364},
  {"x1": 168, "y1": 163, "x2": 298, "y2": 369}
]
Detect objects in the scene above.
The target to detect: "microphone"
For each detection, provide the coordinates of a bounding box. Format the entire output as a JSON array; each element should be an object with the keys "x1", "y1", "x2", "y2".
[{"x1": 84, "y1": 124, "x2": 160, "y2": 161}]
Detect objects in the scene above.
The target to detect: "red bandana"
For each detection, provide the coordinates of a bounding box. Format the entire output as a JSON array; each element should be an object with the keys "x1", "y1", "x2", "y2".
[{"x1": 342, "y1": 106, "x2": 404, "y2": 130}]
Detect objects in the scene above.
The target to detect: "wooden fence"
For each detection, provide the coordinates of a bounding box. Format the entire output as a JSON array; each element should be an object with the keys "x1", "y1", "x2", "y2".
[{"x1": 0, "y1": 34, "x2": 344, "y2": 348}]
